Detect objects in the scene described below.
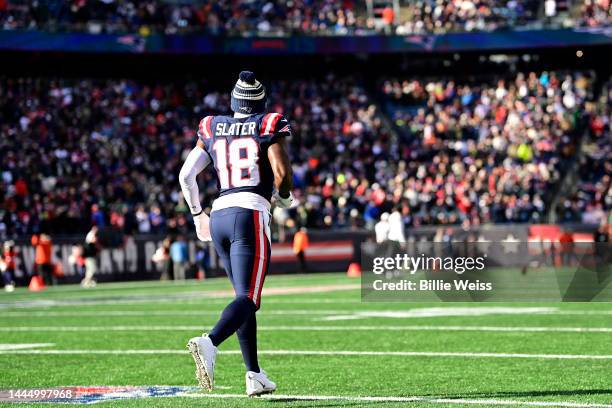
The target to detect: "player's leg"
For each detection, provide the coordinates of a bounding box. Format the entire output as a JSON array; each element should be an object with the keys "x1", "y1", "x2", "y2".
[
  {"x1": 187, "y1": 209, "x2": 233, "y2": 391},
  {"x1": 234, "y1": 209, "x2": 271, "y2": 374},
  {"x1": 236, "y1": 313, "x2": 258, "y2": 371},
  {"x1": 188, "y1": 207, "x2": 274, "y2": 394},
  {"x1": 224, "y1": 209, "x2": 275, "y2": 396},
  {"x1": 189, "y1": 207, "x2": 262, "y2": 391},
  {"x1": 208, "y1": 208, "x2": 260, "y2": 347}
]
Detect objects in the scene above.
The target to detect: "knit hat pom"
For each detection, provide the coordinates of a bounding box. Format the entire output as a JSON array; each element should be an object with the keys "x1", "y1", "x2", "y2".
[
  {"x1": 231, "y1": 70, "x2": 266, "y2": 114},
  {"x1": 239, "y1": 71, "x2": 256, "y2": 85}
]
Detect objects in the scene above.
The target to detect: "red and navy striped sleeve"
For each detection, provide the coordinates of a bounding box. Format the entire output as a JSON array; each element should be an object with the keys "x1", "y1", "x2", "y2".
[
  {"x1": 259, "y1": 113, "x2": 291, "y2": 138},
  {"x1": 197, "y1": 116, "x2": 213, "y2": 143}
]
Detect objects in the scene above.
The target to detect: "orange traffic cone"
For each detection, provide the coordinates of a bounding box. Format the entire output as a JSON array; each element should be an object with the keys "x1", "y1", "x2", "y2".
[
  {"x1": 29, "y1": 275, "x2": 45, "y2": 292},
  {"x1": 346, "y1": 262, "x2": 362, "y2": 278}
]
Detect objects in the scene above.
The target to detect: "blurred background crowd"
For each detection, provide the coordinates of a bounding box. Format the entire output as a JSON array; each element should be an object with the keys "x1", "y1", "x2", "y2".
[
  {"x1": 0, "y1": 0, "x2": 609, "y2": 36},
  {"x1": 0, "y1": 70, "x2": 610, "y2": 240},
  {"x1": 0, "y1": 75, "x2": 384, "y2": 237},
  {"x1": 380, "y1": 71, "x2": 595, "y2": 226},
  {"x1": 558, "y1": 78, "x2": 611, "y2": 223}
]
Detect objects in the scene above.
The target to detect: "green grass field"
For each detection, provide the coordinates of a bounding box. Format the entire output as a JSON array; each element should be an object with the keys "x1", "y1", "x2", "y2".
[{"x1": 0, "y1": 273, "x2": 611, "y2": 407}]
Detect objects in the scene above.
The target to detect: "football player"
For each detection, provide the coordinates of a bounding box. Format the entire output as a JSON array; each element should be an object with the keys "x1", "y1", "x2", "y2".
[{"x1": 179, "y1": 71, "x2": 293, "y2": 396}]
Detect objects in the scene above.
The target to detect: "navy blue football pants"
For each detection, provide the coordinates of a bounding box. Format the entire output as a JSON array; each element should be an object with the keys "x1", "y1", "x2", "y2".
[{"x1": 207, "y1": 207, "x2": 270, "y2": 373}]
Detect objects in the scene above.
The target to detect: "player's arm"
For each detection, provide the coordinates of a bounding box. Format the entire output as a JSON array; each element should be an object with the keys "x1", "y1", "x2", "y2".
[
  {"x1": 267, "y1": 138, "x2": 294, "y2": 208},
  {"x1": 179, "y1": 139, "x2": 213, "y2": 241}
]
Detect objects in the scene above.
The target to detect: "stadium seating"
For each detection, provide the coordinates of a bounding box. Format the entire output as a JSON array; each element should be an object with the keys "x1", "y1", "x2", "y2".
[
  {"x1": 0, "y1": 75, "x2": 388, "y2": 236},
  {"x1": 0, "y1": 0, "x2": 608, "y2": 36},
  {"x1": 558, "y1": 78, "x2": 611, "y2": 225},
  {"x1": 1, "y1": 71, "x2": 609, "y2": 239},
  {"x1": 379, "y1": 71, "x2": 594, "y2": 225},
  {"x1": 0, "y1": 0, "x2": 362, "y2": 36},
  {"x1": 393, "y1": 0, "x2": 541, "y2": 34}
]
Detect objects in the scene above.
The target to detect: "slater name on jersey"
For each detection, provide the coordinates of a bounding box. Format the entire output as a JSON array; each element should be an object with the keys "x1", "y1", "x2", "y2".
[{"x1": 215, "y1": 122, "x2": 257, "y2": 137}]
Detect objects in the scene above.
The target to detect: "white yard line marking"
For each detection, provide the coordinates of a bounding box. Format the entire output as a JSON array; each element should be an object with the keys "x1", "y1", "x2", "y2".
[
  {"x1": 556, "y1": 311, "x2": 612, "y2": 315},
  {"x1": 0, "y1": 349, "x2": 610, "y2": 360},
  {"x1": 250, "y1": 298, "x2": 360, "y2": 303},
  {"x1": 0, "y1": 343, "x2": 55, "y2": 351},
  {"x1": 0, "y1": 310, "x2": 347, "y2": 317},
  {"x1": 320, "y1": 307, "x2": 612, "y2": 321},
  {"x1": 1, "y1": 325, "x2": 610, "y2": 333},
  {"x1": 0, "y1": 297, "x2": 360, "y2": 309},
  {"x1": 267, "y1": 325, "x2": 612, "y2": 333},
  {"x1": 0, "y1": 284, "x2": 359, "y2": 310},
  {"x1": 177, "y1": 392, "x2": 612, "y2": 408},
  {"x1": 3, "y1": 308, "x2": 612, "y2": 318},
  {"x1": 323, "y1": 307, "x2": 560, "y2": 320}
]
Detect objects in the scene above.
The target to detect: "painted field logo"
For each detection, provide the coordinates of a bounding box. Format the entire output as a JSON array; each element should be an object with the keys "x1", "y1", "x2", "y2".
[
  {"x1": 71, "y1": 386, "x2": 200, "y2": 404},
  {"x1": 0, "y1": 386, "x2": 200, "y2": 404}
]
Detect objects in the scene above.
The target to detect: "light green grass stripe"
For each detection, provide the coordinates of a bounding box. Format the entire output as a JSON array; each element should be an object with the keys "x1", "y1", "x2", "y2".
[{"x1": 4, "y1": 309, "x2": 611, "y2": 318}]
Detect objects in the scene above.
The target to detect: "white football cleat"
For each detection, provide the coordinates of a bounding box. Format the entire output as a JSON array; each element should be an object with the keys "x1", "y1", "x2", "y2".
[
  {"x1": 187, "y1": 334, "x2": 217, "y2": 391},
  {"x1": 246, "y1": 369, "x2": 276, "y2": 397}
]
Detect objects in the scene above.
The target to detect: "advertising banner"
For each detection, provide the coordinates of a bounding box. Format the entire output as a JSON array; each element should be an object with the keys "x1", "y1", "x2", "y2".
[{"x1": 1, "y1": 28, "x2": 610, "y2": 55}]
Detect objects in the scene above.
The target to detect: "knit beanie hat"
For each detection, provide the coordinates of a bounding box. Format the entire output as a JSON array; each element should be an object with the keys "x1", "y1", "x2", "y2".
[{"x1": 230, "y1": 71, "x2": 266, "y2": 114}]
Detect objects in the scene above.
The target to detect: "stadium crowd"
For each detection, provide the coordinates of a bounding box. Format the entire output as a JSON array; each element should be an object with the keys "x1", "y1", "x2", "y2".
[
  {"x1": 380, "y1": 71, "x2": 594, "y2": 225},
  {"x1": 1, "y1": 70, "x2": 609, "y2": 241},
  {"x1": 558, "y1": 78, "x2": 611, "y2": 225},
  {"x1": 0, "y1": 0, "x2": 609, "y2": 36},
  {"x1": 392, "y1": 0, "x2": 540, "y2": 35},
  {"x1": 0, "y1": 0, "x2": 363, "y2": 36},
  {"x1": 0, "y1": 74, "x2": 389, "y2": 237},
  {"x1": 579, "y1": 0, "x2": 611, "y2": 28}
]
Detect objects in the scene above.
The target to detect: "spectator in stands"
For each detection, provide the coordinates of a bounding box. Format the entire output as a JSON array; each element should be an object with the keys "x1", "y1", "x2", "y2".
[
  {"x1": 594, "y1": 223, "x2": 610, "y2": 244},
  {"x1": 292, "y1": 227, "x2": 309, "y2": 272},
  {"x1": 387, "y1": 207, "x2": 406, "y2": 243},
  {"x1": 545, "y1": 0, "x2": 557, "y2": 21},
  {"x1": 68, "y1": 244, "x2": 85, "y2": 279},
  {"x1": 381, "y1": 6, "x2": 395, "y2": 34},
  {"x1": 593, "y1": 223, "x2": 610, "y2": 281},
  {"x1": 558, "y1": 230, "x2": 577, "y2": 266},
  {"x1": 1, "y1": 240, "x2": 16, "y2": 292},
  {"x1": 91, "y1": 204, "x2": 105, "y2": 227},
  {"x1": 170, "y1": 235, "x2": 189, "y2": 280},
  {"x1": 81, "y1": 226, "x2": 99, "y2": 288},
  {"x1": 195, "y1": 242, "x2": 210, "y2": 279},
  {"x1": 152, "y1": 237, "x2": 172, "y2": 280},
  {"x1": 31, "y1": 234, "x2": 54, "y2": 286},
  {"x1": 375, "y1": 212, "x2": 390, "y2": 243}
]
